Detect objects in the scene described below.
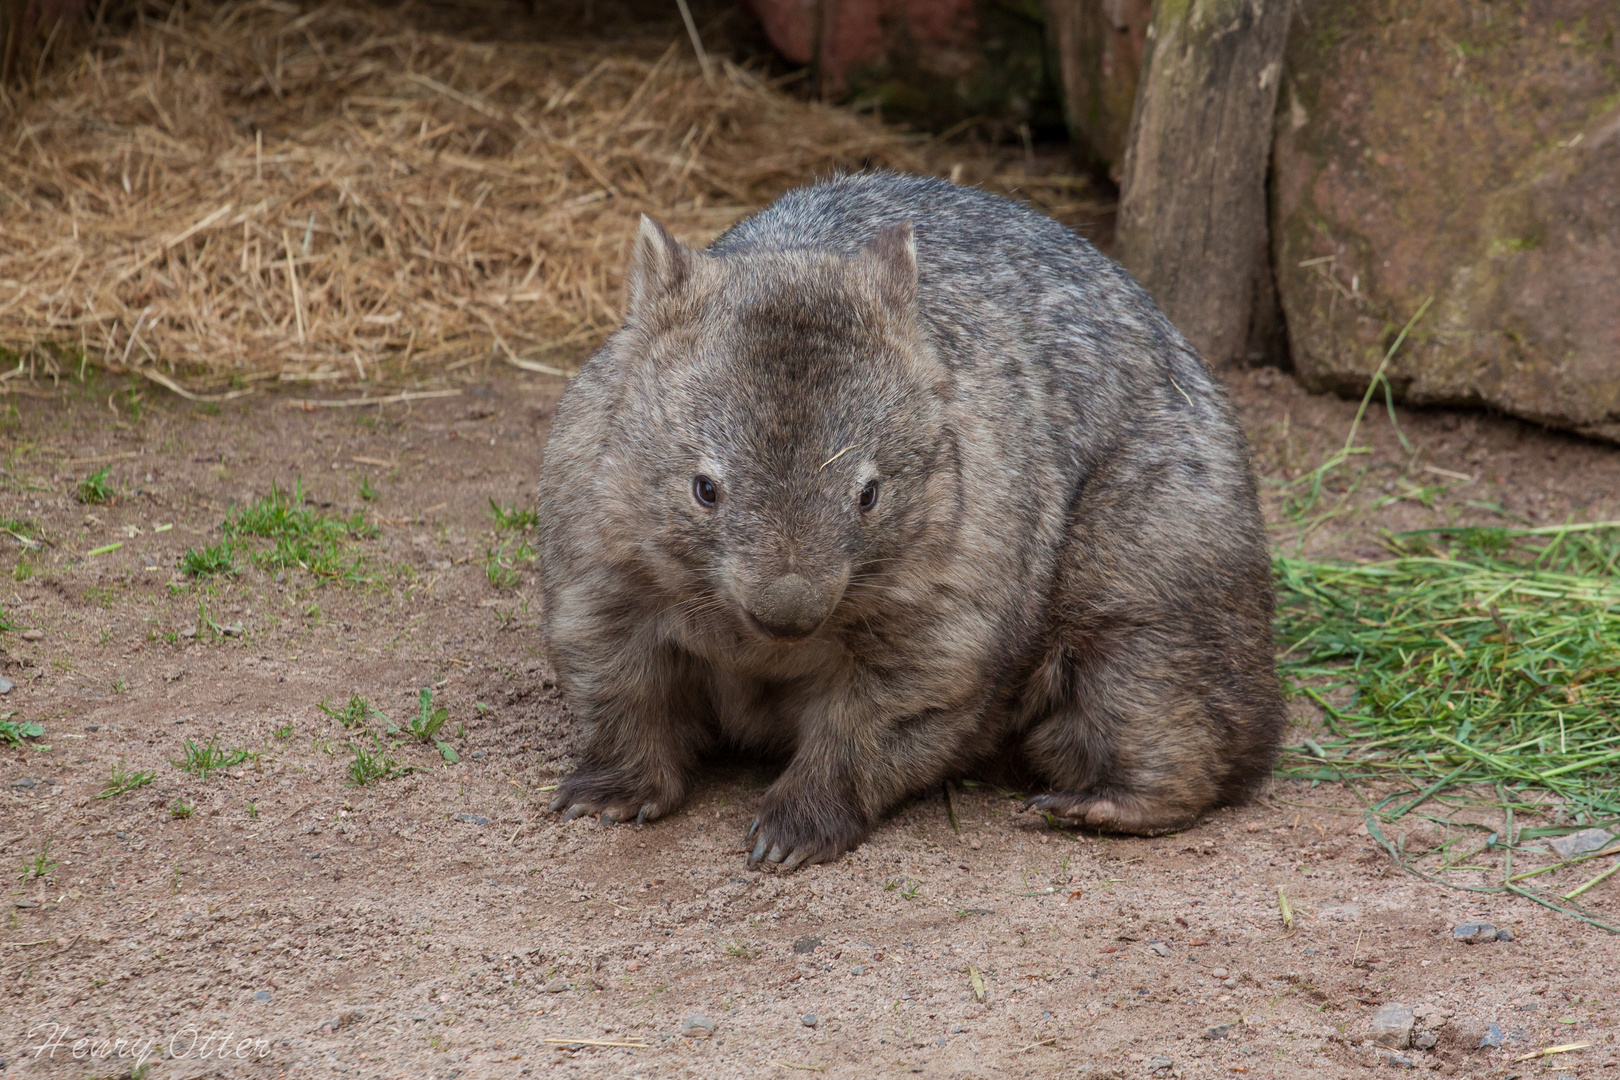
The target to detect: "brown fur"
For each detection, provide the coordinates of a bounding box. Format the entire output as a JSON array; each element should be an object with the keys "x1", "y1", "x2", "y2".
[{"x1": 536, "y1": 174, "x2": 1284, "y2": 868}]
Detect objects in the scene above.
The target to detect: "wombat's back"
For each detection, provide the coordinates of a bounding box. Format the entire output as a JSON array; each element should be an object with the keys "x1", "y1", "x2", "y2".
[{"x1": 711, "y1": 173, "x2": 1243, "y2": 490}]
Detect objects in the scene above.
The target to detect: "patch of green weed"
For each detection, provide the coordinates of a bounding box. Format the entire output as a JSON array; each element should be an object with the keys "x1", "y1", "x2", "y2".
[
  {"x1": 489, "y1": 498, "x2": 537, "y2": 531},
  {"x1": 347, "y1": 735, "x2": 411, "y2": 786},
  {"x1": 485, "y1": 536, "x2": 534, "y2": 589},
  {"x1": 390, "y1": 688, "x2": 458, "y2": 763},
  {"x1": 0, "y1": 715, "x2": 44, "y2": 747},
  {"x1": 171, "y1": 735, "x2": 253, "y2": 779},
  {"x1": 181, "y1": 542, "x2": 236, "y2": 577},
  {"x1": 19, "y1": 839, "x2": 57, "y2": 880},
  {"x1": 97, "y1": 761, "x2": 155, "y2": 800},
  {"x1": 77, "y1": 467, "x2": 114, "y2": 504},
  {"x1": 319, "y1": 694, "x2": 383, "y2": 730}
]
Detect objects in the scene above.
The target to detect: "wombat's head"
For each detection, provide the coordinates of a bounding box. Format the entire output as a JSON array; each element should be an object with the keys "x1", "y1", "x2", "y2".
[{"x1": 604, "y1": 216, "x2": 947, "y2": 644}]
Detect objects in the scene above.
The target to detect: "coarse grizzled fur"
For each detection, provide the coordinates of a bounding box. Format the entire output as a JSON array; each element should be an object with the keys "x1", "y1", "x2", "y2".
[{"x1": 537, "y1": 172, "x2": 1284, "y2": 869}]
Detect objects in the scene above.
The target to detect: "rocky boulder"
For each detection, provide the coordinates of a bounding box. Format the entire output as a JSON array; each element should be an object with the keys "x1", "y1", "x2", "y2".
[{"x1": 1271, "y1": 0, "x2": 1620, "y2": 441}]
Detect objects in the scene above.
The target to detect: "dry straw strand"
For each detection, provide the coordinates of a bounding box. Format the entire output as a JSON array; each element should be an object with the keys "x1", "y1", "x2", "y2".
[{"x1": 0, "y1": 0, "x2": 936, "y2": 390}]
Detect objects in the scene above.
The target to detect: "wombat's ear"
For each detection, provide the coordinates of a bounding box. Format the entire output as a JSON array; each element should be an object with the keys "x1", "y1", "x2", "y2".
[
  {"x1": 626, "y1": 214, "x2": 700, "y2": 323},
  {"x1": 852, "y1": 222, "x2": 918, "y2": 312}
]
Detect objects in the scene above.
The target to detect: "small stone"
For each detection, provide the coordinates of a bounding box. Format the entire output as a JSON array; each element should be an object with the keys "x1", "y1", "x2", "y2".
[
  {"x1": 15, "y1": 899, "x2": 37, "y2": 908},
  {"x1": 681, "y1": 1014, "x2": 715, "y2": 1036},
  {"x1": 950, "y1": 1025, "x2": 965, "y2": 1033},
  {"x1": 1452, "y1": 921, "x2": 1497, "y2": 943},
  {"x1": 221, "y1": 623, "x2": 244, "y2": 637},
  {"x1": 1384, "y1": 1053, "x2": 1415, "y2": 1068},
  {"x1": 1148, "y1": 941, "x2": 1170, "y2": 957},
  {"x1": 935, "y1": 1036, "x2": 946, "y2": 1046},
  {"x1": 1148, "y1": 1058, "x2": 1173, "y2": 1073},
  {"x1": 454, "y1": 814, "x2": 490, "y2": 826},
  {"x1": 1495, "y1": 928, "x2": 1514, "y2": 942},
  {"x1": 1210, "y1": 967, "x2": 1229, "y2": 978},
  {"x1": 969, "y1": 839, "x2": 981, "y2": 850},
  {"x1": 180, "y1": 627, "x2": 197, "y2": 639},
  {"x1": 86, "y1": 724, "x2": 99, "y2": 732},
  {"x1": 792, "y1": 933, "x2": 824, "y2": 955},
  {"x1": 852, "y1": 965, "x2": 866, "y2": 975},
  {"x1": 542, "y1": 979, "x2": 571, "y2": 993},
  {"x1": 1548, "y1": 828, "x2": 1614, "y2": 860},
  {"x1": 1414, "y1": 1031, "x2": 1438, "y2": 1050},
  {"x1": 1369, "y1": 1003, "x2": 1415, "y2": 1049},
  {"x1": 0, "y1": 676, "x2": 12, "y2": 693},
  {"x1": 253, "y1": 990, "x2": 272, "y2": 1002},
  {"x1": 1479, "y1": 1023, "x2": 1504, "y2": 1048},
  {"x1": 1203, "y1": 1023, "x2": 1237, "y2": 1040},
  {"x1": 801, "y1": 1014, "x2": 818, "y2": 1028},
  {"x1": 470, "y1": 749, "x2": 486, "y2": 759},
  {"x1": 21, "y1": 628, "x2": 44, "y2": 641}
]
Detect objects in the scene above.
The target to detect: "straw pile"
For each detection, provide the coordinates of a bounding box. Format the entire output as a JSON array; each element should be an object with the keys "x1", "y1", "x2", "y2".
[{"x1": 0, "y1": 0, "x2": 966, "y2": 394}]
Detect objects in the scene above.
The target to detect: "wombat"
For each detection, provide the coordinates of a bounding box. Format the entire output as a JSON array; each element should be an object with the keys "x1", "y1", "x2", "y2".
[{"x1": 537, "y1": 172, "x2": 1283, "y2": 868}]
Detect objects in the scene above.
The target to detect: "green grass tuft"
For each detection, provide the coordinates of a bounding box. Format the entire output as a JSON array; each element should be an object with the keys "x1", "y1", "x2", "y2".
[
  {"x1": 347, "y1": 735, "x2": 411, "y2": 785},
  {"x1": 77, "y1": 466, "x2": 114, "y2": 504},
  {"x1": 484, "y1": 536, "x2": 534, "y2": 589},
  {"x1": 219, "y1": 478, "x2": 376, "y2": 583},
  {"x1": 319, "y1": 694, "x2": 384, "y2": 730},
  {"x1": 181, "y1": 542, "x2": 236, "y2": 577},
  {"x1": 489, "y1": 498, "x2": 538, "y2": 531},
  {"x1": 171, "y1": 735, "x2": 254, "y2": 779},
  {"x1": 97, "y1": 761, "x2": 156, "y2": 800}
]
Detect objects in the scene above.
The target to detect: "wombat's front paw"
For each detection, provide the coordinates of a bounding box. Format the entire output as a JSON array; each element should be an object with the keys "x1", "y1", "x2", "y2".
[
  {"x1": 546, "y1": 765, "x2": 681, "y2": 826},
  {"x1": 746, "y1": 787, "x2": 867, "y2": 870}
]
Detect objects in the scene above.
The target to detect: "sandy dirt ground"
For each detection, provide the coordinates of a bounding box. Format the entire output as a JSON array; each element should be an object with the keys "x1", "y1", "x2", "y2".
[{"x1": 2, "y1": 356, "x2": 1619, "y2": 1080}]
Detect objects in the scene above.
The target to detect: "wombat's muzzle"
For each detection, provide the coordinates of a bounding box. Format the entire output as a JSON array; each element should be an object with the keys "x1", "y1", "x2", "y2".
[{"x1": 747, "y1": 573, "x2": 832, "y2": 641}]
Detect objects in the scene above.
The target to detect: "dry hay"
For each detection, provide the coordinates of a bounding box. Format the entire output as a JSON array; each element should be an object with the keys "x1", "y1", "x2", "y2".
[{"x1": 0, "y1": 0, "x2": 1099, "y2": 397}]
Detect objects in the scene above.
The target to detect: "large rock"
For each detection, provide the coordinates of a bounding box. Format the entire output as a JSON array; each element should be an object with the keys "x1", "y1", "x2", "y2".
[{"x1": 1271, "y1": 0, "x2": 1620, "y2": 441}]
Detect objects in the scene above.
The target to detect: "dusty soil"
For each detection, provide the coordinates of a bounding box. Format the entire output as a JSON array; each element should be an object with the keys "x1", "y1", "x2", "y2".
[{"x1": 2, "y1": 357, "x2": 1619, "y2": 1080}]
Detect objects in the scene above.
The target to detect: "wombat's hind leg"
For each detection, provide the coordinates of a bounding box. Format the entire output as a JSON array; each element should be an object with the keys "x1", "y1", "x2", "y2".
[{"x1": 1022, "y1": 788, "x2": 1198, "y2": 837}]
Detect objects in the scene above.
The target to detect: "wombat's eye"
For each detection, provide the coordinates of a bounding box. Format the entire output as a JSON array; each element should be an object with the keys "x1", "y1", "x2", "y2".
[
  {"x1": 859, "y1": 480, "x2": 879, "y2": 512},
  {"x1": 692, "y1": 475, "x2": 718, "y2": 508}
]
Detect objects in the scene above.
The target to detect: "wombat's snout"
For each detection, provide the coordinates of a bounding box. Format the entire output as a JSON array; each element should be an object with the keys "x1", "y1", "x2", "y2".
[{"x1": 747, "y1": 573, "x2": 832, "y2": 641}]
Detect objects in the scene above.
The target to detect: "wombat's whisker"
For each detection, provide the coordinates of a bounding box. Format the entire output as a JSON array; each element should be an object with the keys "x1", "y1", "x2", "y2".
[{"x1": 819, "y1": 443, "x2": 859, "y2": 470}]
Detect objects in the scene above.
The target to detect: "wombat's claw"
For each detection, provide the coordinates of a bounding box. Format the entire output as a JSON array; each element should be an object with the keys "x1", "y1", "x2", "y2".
[
  {"x1": 748, "y1": 836, "x2": 768, "y2": 867},
  {"x1": 635, "y1": 806, "x2": 650, "y2": 826},
  {"x1": 561, "y1": 804, "x2": 592, "y2": 822},
  {"x1": 782, "y1": 848, "x2": 810, "y2": 871},
  {"x1": 547, "y1": 792, "x2": 569, "y2": 813}
]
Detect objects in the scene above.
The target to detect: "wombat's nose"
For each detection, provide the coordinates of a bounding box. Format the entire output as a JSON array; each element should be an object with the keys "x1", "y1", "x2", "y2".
[{"x1": 748, "y1": 574, "x2": 829, "y2": 640}]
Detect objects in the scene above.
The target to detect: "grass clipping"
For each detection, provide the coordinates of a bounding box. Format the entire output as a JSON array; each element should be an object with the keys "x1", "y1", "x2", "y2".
[
  {"x1": 1277, "y1": 523, "x2": 1620, "y2": 927},
  {"x1": 0, "y1": 0, "x2": 929, "y2": 391}
]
